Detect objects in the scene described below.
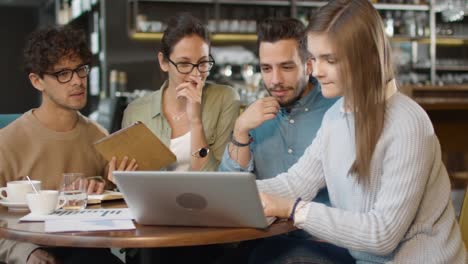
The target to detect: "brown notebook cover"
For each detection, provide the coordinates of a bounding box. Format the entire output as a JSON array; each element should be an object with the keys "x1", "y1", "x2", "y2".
[{"x1": 93, "y1": 122, "x2": 177, "y2": 171}]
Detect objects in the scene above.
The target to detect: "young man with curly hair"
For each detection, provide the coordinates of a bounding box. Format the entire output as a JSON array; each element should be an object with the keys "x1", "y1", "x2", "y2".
[{"x1": 0, "y1": 26, "x2": 134, "y2": 264}]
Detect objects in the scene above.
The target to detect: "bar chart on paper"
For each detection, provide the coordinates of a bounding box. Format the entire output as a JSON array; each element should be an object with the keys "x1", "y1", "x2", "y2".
[
  {"x1": 19, "y1": 208, "x2": 133, "y2": 222},
  {"x1": 44, "y1": 219, "x2": 136, "y2": 233}
]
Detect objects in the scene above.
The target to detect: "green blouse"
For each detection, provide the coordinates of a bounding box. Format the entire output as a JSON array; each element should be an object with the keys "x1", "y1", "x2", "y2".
[{"x1": 122, "y1": 81, "x2": 240, "y2": 171}]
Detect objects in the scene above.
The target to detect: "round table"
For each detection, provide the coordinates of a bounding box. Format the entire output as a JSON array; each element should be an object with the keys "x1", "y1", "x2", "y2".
[{"x1": 0, "y1": 201, "x2": 296, "y2": 248}]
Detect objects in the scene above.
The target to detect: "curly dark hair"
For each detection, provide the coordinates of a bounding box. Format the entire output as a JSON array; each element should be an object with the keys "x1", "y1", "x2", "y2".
[{"x1": 23, "y1": 25, "x2": 91, "y2": 77}]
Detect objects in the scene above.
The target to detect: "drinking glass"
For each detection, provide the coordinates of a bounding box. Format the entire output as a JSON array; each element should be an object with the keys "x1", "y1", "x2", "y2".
[{"x1": 60, "y1": 173, "x2": 87, "y2": 210}]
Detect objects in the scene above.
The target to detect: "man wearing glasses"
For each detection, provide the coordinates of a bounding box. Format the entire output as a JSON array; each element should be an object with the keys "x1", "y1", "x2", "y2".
[{"x1": 0, "y1": 26, "x2": 131, "y2": 264}]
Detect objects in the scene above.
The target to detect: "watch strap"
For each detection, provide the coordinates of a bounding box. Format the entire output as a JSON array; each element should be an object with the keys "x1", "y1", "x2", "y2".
[{"x1": 230, "y1": 132, "x2": 253, "y2": 147}]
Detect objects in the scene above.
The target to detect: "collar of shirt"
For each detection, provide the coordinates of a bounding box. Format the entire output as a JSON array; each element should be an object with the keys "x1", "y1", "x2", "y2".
[
  {"x1": 339, "y1": 79, "x2": 398, "y2": 113},
  {"x1": 150, "y1": 81, "x2": 169, "y2": 119}
]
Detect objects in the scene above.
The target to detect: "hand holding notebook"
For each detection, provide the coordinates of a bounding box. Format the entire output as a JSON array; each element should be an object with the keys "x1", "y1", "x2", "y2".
[{"x1": 94, "y1": 122, "x2": 177, "y2": 171}]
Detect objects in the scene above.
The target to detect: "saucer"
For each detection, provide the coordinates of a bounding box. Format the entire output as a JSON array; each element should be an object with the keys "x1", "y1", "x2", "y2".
[{"x1": 0, "y1": 199, "x2": 29, "y2": 212}]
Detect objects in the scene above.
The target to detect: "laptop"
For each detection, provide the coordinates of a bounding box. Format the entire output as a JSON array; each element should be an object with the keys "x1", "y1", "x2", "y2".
[{"x1": 112, "y1": 171, "x2": 273, "y2": 228}]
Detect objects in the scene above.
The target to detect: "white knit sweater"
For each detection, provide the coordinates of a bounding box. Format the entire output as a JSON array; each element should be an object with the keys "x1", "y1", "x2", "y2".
[{"x1": 257, "y1": 92, "x2": 466, "y2": 263}]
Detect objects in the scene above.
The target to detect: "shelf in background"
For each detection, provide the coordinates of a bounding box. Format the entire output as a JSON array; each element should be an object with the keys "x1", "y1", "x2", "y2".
[
  {"x1": 405, "y1": 84, "x2": 468, "y2": 91},
  {"x1": 403, "y1": 84, "x2": 468, "y2": 110},
  {"x1": 293, "y1": 0, "x2": 326, "y2": 7},
  {"x1": 211, "y1": 34, "x2": 257, "y2": 41},
  {"x1": 131, "y1": 32, "x2": 258, "y2": 42},
  {"x1": 389, "y1": 36, "x2": 468, "y2": 45},
  {"x1": 412, "y1": 64, "x2": 431, "y2": 70},
  {"x1": 131, "y1": 32, "x2": 468, "y2": 45},
  {"x1": 131, "y1": 32, "x2": 163, "y2": 40},
  {"x1": 296, "y1": 1, "x2": 429, "y2": 10},
  {"x1": 218, "y1": 0, "x2": 290, "y2": 6},
  {"x1": 436, "y1": 37, "x2": 468, "y2": 46},
  {"x1": 133, "y1": 0, "x2": 433, "y2": 9},
  {"x1": 136, "y1": 0, "x2": 214, "y2": 3},
  {"x1": 415, "y1": 98, "x2": 468, "y2": 110},
  {"x1": 373, "y1": 3, "x2": 429, "y2": 11},
  {"x1": 391, "y1": 36, "x2": 430, "y2": 43},
  {"x1": 435, "y1": 65, "x2": 468, "y2": 71}
]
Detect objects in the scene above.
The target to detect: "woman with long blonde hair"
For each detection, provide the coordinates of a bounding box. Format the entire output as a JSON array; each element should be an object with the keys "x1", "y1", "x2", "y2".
[{"x1": 252, "y1": 0, "x2": 466, "y2": 263}]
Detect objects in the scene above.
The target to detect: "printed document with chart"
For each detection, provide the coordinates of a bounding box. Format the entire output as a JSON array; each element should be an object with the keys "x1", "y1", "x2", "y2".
[{"x1": 19, "y1": 208, "x2": 135, "y2": 232}]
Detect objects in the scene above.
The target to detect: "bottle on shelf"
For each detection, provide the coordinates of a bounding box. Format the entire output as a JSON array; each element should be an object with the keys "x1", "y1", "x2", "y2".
[
  {"x1": 57, "y1": 0, "x2": 71, "y2": 25},
  {"x1": 384, "y1": 11, "x2": 394, "y2": 37},
  {"x1": 118, "y1": 71, "x2": 128, "y2": 93},
  {"x1": 393, "y1": 10, "x2": 403, "y2": 36},
  {"x1": 109, "y1": 70, "x2": 118, "y2": 98}
]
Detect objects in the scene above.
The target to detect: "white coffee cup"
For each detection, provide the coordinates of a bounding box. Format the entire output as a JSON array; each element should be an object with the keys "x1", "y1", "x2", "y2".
[
  {"x1": 26, "y1": 190, "x2": 66, "y2": 215},
  {"x1": 0, "y1": 180, "x2": 41, "y2": 203}
]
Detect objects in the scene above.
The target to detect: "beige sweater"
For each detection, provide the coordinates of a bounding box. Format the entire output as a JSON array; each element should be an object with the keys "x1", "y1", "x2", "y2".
[{"x1": 0, "y1": 110, "x2": 108, "y2": 264}]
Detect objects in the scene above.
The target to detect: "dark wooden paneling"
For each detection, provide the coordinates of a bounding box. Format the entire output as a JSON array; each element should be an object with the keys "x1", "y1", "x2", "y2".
[{"x1": 0, "y1": 6, "x2": 40, "y2": 114}]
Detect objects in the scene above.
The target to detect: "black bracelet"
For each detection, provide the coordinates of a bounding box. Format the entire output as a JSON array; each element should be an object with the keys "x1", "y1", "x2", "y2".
[
  {"x1": 230, "y1": 132, "x2": 253, "y2": 147},
  {"x1": 289, "y1": 197, "x2": 302, "y2": 221}
]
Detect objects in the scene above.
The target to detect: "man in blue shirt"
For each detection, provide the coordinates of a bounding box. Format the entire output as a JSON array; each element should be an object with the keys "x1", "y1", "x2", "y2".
[{"x1": 220, "y1": 18, "x2": 337, "y2": 204}]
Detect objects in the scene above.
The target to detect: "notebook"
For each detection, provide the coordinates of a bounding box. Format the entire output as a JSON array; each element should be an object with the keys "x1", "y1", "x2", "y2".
[
  {"x1": 113, "y1": 171, "x2": 275, "y2": 229},
  {"x1": 94, "y1": 122, "x2": 177, "y2": 170},
  {"x1": 87, "y1": 190, "x2": 124, "y2": 204}
]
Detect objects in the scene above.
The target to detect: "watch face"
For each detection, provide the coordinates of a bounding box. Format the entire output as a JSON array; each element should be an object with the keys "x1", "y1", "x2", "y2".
[{"x1": 199, "y1": 148, "x2": 208, "y2": 158}]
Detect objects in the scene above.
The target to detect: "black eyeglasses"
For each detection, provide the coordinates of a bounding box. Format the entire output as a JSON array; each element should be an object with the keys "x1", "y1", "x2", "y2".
[
  {"x1": 43, "y1": 64, "x2": 90, "y2": 84},
  {"x1": 167, "y1": 55, "x2": 215, "y2": 74}
]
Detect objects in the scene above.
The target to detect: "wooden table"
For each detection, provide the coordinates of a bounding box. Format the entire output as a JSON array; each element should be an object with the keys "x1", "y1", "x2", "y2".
[{"x1": 0, "y1": 201, "x2": 296, "y2": 248}]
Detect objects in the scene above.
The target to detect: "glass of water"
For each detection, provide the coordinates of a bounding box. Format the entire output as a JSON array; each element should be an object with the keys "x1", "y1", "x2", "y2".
[{"x1": 60, "y1": 173, "x2": 87, "y2": 210}]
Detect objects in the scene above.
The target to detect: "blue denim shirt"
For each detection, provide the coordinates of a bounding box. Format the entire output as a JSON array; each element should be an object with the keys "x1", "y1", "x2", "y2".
[{"x1": 220, "y1": 77, "x2": 338, "y2": 204}]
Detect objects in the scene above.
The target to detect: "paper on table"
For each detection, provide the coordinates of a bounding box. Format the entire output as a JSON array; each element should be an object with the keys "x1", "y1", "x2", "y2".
[
  {"x1": 45, "y1": 219, "x2": 135, "y2": 233},
  {"x1": 19, "y1": 208, "x2": 133, "y2": 222},
  {"x1": 266, "y1": 216, "x2": 277, "y2": 226}
]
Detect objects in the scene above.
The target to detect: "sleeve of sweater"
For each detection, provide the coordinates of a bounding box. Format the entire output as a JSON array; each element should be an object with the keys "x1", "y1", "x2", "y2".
[
  {"x1": 0, "y1": 239, "x2": 40, "y2": 264},
  {"x1": 296, "y1": 118, "x2": 437, "y2": 255},
  {"x1": 0, "y1": 131, "x2": 40, "y2": 264},
  {"x1": 0, "y1": 137, "x2": 15, "y2": 188},
  {"x1": 256, "y1": 127, "x2": 326, "y2": 201}
]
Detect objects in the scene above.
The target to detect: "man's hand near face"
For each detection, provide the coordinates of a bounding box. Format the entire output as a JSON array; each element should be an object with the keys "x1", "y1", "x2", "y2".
[
  {"x1": 228, "y1": 97, "x2": 280, "y2": 168},
  {"x1": 235, "y1": 97, "x2": 280, "y2": 135}
]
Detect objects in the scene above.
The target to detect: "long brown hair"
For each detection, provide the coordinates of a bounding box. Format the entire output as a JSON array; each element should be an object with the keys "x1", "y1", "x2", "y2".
[{"x1": 307, "y1": 0, "x2": 394, "y2": 182}]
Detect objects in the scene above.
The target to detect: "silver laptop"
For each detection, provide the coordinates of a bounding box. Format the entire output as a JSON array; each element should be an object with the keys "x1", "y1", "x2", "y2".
[{"x1": 113, "y1": 171, "x2": 271, "y2": 228}]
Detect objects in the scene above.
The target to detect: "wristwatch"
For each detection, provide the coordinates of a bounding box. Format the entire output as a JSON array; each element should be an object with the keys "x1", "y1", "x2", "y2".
[{"x1": 192, "y1": 147, "x2": 210, "y2": 158}]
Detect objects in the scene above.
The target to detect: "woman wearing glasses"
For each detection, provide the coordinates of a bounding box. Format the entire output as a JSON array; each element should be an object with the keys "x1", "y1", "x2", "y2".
[{"x1": 122, "y1": 13, "x2": 240, "y2": 172}]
